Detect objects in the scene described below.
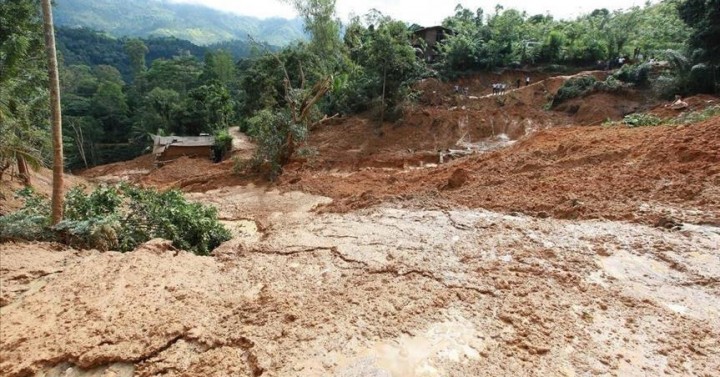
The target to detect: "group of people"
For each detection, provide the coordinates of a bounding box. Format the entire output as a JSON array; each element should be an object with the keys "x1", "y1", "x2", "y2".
[
  {"x1": 492, "y1": 76, "x2": 530, "y2": 95},
  {"x1": 491, "y1": 83, "x2": 508, "y2": 95},
  {"x1": 454, "y1": 76, "x2": 532, "y2": 97},
  {"x1": 453, "y1": 85, "x2": 470, "y2": 95}
]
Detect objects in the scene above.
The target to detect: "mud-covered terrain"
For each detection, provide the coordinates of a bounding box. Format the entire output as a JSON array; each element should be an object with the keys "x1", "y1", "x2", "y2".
[{"x1": 2, "y1": 72, "x2": 719, "y2": 376}]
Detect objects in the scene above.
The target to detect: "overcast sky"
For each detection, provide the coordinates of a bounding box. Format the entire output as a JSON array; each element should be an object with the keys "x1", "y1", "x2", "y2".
[{"x1": 167, "y1": 0, "x2": 658, "y2": 25}]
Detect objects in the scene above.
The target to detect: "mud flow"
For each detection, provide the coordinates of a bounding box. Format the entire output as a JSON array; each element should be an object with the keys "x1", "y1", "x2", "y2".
[
  {"x1": 2, "y1": 74, "x2": 719, "y2": 376},
  {"x1": 2, "y1": 185, "x2": 719, "y2": 376}
]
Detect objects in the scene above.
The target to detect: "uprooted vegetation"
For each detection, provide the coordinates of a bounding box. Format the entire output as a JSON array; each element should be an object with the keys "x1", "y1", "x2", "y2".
[{"x1": 0, "y1": 184, "x2": 230, "y2": 254}]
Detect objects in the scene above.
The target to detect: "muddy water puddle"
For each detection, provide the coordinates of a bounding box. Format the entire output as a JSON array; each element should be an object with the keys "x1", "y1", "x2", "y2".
[{"x1": 332, "y1": 314, "x2": 483, "y2": 377}]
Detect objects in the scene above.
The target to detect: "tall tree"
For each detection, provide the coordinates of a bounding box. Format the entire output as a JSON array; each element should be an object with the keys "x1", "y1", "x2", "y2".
[
  {"x1": 124, "y1": 38, "x2": 149, "y2": 79},
  {"x1": 678, "y1": 0, "x2": 720, "y2": 63},
  {"x1": 285, "y1": 0, "x2": 343, "y2": 72},
  {"x1": 41, "y1": 0, "x2": 64, "y2": 224}
]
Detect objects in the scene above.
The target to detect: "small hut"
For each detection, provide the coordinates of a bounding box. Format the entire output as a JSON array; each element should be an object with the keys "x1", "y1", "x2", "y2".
[
  {"x1": 412, "y1": 26, "x2": 452, "y2": 63},
  {"x1": 152, "y1": 135, "x2": 215, "y2": 162}
]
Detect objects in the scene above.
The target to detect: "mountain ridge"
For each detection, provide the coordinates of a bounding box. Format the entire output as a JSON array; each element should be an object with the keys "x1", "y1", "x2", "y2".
[{"x1": 54, "y1": 0, "x2": 306, "y2": 46}]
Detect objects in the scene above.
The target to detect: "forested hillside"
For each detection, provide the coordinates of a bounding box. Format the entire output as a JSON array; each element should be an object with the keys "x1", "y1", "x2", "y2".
[
  {"x1": 53, "y1": 0, "x2": 305, "y2": 46},
  {"x1": 57, "y1": 27, "x2": 270, "y2": 81},
  {"x1": 3, "y1": 0, "x2": 718, "y2": 176}
]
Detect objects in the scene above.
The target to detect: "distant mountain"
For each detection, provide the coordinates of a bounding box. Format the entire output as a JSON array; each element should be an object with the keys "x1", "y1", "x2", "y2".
[
  {"x1": 57, "y1": 27, "x2": 276, "y2": 82},
  {"x1": 53, "y1": 0, "x2": 306, "y2": 46}
]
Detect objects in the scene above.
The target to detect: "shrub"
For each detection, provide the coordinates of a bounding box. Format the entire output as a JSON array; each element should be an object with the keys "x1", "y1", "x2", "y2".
[
  {"x1": 671, "y1": 105, "x2": 720, "y2": 125},
  {"x1": 622, "y1": 113, "x2": 662, "y2": 127},
  {"x1": 213, "y1": 130, "x2": 233, "y2": 161},
  {"x1": 0, "y1": 188, "x2": 53, "y2": 242},
  {"x1": 247, "y1": 109, "x2": 307, "y2": 179},
  {"x1": 594, "y1": 75, "x2": 622, "y2": 92},
  {"x1": 551, "y1": 75, "x2": 597, "y2": 106},
  {"x1": 613, "y1": 63, "x2": 651, "y2": 85},
  {"x1": 0, "y1": 184, "x2": 231, "y2": 255}
]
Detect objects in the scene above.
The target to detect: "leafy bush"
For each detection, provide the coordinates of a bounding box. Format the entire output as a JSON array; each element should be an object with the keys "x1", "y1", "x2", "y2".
[
  {"x1": 0, "y1": 184, "x2": 231, "y2": 255},
  {"x1": 119, "y1": 186, "x2": 231, "y2": 254},
  {"x1": 594, "y1": 75, "x2": 622, "y2": 92},
  {"x1": 613, "y1": 63, "x2": 651, "y2": 85},
  {"x1": 247, "y1": 109, "x2": 307, "y2": 179},
  {"x1": 0, "y1": 188, "x2": 53, "y2": 242},
  {"x1": 622, "y1": 113, "x2": 662, "y2": 127},
  {"x1": 551, "y1": 75, "x2": 597, "y2": 106},
  {"x1": 213, "y1": 129, "x2": 233, "y2": 161},
  {"x1": 671, "y1": 105, "x2": 720, "y2": 125}
]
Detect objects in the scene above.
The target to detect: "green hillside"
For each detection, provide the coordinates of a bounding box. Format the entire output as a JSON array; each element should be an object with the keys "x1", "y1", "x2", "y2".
[{"x1": 53, "y1": 0, "x2": 306, "y2": 46}]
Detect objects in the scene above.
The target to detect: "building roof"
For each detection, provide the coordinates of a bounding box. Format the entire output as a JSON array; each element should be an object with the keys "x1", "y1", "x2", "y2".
[
  {"x1": 413, "y1": 26, "x2": 452, "y2": 34},
  {"x1": 152, "y1": 135, "x2": 215, "y2": 155}
]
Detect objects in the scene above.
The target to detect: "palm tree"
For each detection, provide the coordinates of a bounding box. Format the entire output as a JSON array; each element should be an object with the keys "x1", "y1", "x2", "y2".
[
  {"x1": 40, "y1": 0, "x2": 64, "y2": 224},
  {"x1": 0, "y1": 0, "x2": 48, "y2": 184}
]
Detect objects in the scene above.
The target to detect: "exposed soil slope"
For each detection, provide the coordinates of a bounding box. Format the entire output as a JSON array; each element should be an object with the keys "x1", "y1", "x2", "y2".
[
  {"x1": 282, "y1": 112, "x2": 720, "y2": 226},
  {"x1": 3, "y1": 72, "x2": 719, "y2": 377}
]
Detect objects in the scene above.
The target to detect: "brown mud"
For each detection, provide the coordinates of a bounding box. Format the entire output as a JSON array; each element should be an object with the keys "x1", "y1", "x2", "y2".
[{"x1": 2, "y1": 71, "x2": 720, "y2": 376}]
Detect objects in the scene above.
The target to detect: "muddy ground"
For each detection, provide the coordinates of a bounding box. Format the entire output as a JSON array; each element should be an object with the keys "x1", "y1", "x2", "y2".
[{"x1": 1, "y1": 72, "x2": 719, "y2": 376}]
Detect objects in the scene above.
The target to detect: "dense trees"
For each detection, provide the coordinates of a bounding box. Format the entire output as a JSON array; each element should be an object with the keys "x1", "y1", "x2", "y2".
[
  {"x1": 53, "y1": 0, "x2": 305, "y2": 46},
  {"x1": 0, "y1": 0, "x2": 50, "y2": 184},
  {"x1": 437, "y1": 1, "x2": 692, "y2": 73},
  {"x1": 676, "y1": 0, "x2": 720, "y2": 92},
  {"x1": 2, "y1": 0, "x2": 716, "y2": 179}
]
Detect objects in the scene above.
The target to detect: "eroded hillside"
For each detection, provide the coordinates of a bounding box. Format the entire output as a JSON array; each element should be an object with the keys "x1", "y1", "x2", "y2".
[{"x1": 2, "y1": 72, "x2": 719, "y2": 376}]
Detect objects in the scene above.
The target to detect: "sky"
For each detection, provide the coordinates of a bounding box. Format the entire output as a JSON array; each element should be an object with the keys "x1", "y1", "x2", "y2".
[{"x1": 167, "y1": 0, "x2": 659, "y2": 25}]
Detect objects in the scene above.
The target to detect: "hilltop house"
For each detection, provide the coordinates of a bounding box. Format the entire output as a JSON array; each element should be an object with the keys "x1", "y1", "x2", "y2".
[
  {"x1": 412, "y1": 26, "x2": 452, "y2": 63},
  {"x1": 152, "y1": 135, "x2": 215, "y2": 162}
]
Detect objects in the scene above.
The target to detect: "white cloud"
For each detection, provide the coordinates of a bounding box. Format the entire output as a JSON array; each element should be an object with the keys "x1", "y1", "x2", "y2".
[{"x1": 167, "y1": 0, "x2": 658, "y2": 26}]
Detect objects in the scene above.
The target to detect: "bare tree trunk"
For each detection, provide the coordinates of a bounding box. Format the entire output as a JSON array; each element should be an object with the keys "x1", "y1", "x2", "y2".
[
  {"x1": 41, "y1": 0, "x2": 64, "y2": 224},
  {"x1": 70, "y1": 120, "x2": 88, "y2": 168},
  {"x1": 16, "y1": 156, "x2": 31, "y2": 186}
]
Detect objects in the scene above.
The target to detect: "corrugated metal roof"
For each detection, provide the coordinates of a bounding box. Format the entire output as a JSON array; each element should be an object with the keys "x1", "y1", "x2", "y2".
[{"x1": 152, "y1": 135, "x2": 215, "y2": 155}]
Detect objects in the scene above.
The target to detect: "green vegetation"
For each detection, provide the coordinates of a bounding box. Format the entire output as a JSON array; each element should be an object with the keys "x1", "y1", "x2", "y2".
[
  {"x1": 552, "y1": 76, "x2": 598, "y2": 106},
  {"x1": 437, "y1": 1, "x2": 692, "y2": 76},
  {"x1": 0, "y1": 185, "x2": 231, "y2": 255},
  {"x1": 53, "y1": 0, "x2": 305, "y2": 46},
  {"x1": 622, "y1": 113, "x2": 663, "y2": 127},
  {"x1": 603, "y1": 105, "x2": 720, "y2": 128},
  {"x1": 4, "y1": 0, "x2": 720, "y2": 253},
  {"x1": 551, "y1": 63, "x2": 651, "y2": 106},
  {"x1": 61, "y1": 45, "x2": 237, "y2": 169},
  {"x1": 671, "y1": 104, "x2": 720, "y2": 124},
  {"x1": 0, "y1": 0, "x2": 50, "y2": 183},
  {"x1": 57, "y1": 27, "x2": 271, "y2": 82},
  {"x1": 613, "y1": 63, "x2": 651, "y2": 85}
]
